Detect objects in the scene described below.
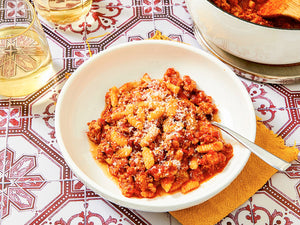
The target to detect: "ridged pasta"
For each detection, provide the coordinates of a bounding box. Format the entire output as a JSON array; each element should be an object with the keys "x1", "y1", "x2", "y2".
[
  {"x1": 109, "y1": 86, "x2": 119, "y2": 107},
  {"x1": 142, "y1": 147, "x2": 155, "y2": 169},
  {"x1": 196, "y1": 141, "x2": 224, "y2": 153},
  {"x1": 87, "y1": 68, "x2": 233, "y2": 198}
]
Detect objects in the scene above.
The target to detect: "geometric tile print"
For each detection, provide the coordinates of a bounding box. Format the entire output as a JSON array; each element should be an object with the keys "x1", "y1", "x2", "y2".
[
  {"x1": 0, "y1": 0, "x2": 300, "y2": 225},
  {"x1": 0, "y1": 148, "x2": 45, "y2": 218},
  {"x1": 268, "y1": 85, "x2": 300, "y2": 139}
]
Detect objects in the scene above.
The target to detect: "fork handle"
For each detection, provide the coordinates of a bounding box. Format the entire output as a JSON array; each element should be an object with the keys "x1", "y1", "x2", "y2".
[{"x1": 211, "y1": 122, "x2": 291, "y2": 172}]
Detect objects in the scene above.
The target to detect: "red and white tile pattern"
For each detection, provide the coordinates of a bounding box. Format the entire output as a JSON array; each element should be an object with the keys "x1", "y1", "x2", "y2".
[{"x1": 0, "y1": 0, "x2": 299, "y2": 224}]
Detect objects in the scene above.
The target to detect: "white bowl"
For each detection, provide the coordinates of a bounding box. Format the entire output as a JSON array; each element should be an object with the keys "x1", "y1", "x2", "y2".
[
  {"x1": 186, "y1": 0, "x2": 300, "y2": 65},
  {"x1": 55, "y1": 40, "x2": 256, "y2": 212}
]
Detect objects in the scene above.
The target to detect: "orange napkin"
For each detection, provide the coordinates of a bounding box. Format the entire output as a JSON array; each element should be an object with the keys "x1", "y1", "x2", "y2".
[{"x1": 169, "y1": 118, "x2": 299, "y2": 225}]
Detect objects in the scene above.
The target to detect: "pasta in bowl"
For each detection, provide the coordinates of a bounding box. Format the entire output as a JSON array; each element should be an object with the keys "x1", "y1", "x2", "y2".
[
  {"x1": 55, "y1": 40, "x2": 256, "y2": 212},
  {"x1": 87, "y1": 68, "x2": 234, "y2": 198}
]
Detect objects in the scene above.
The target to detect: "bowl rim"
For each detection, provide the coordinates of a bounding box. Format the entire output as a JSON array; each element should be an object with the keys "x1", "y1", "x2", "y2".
[
  {"x1": 205, "y1": 0, "x2": 300, "y2": 31},
  {"x1": 55, "y1": 40, "x2": 256, "y2": 212}
]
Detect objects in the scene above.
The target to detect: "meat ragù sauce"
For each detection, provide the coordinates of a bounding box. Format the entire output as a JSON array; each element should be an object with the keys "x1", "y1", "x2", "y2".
[
  {"x1": 87, "y1": 68, "x2": 233, "y2": 198},
  {"x1": 209, "y1": 0, "x2": 300, "y2": 29}
]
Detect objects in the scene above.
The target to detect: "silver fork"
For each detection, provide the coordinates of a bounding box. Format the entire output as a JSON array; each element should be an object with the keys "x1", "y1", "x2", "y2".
[{"x1": 211, "y1": 121, "x2": 291, "y2": 172}]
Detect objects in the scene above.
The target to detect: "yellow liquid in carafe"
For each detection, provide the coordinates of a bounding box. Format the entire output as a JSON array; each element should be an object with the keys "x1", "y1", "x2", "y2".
[
  {"x1": 0, "y1": 26, "x2": 53, "y2": 97},
  {"x1": 35, "y1": 0, "x2": 93, "y2": 24}
]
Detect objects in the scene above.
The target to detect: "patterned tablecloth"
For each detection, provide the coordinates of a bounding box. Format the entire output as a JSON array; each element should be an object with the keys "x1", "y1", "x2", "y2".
[{"x1": 0, "y1": 0, "x2": 300, "y2": 224}]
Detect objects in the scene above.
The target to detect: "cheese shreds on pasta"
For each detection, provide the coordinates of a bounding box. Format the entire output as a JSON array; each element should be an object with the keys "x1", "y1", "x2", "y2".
[{"x1": 87, "y1": 68, "x2": 233, "y2": 198}]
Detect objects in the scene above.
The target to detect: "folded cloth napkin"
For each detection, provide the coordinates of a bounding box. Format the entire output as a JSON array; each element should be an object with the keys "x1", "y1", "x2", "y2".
[{"x1": 169, "y1": 118, "x2": 299, "y2": 225}]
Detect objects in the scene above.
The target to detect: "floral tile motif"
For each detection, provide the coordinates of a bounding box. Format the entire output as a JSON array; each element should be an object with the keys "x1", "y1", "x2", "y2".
[
  {"x1": 243, "y1": 82, "x2": 290, "y2": 130},
  {"x1": 84, "y1": 195, "x2": 148, "y2": 225},
  {"x1": 55, "y1": 0, "x2": 135, "y2": 39},
  {"x1": 40, "y1": 16, "x2": 87, "y2": 44},
  {"x1": 242, "y1": 79, "x2": 300, "y2": 145},
  {"x1": 136, "y1": 211, "x2": 181, "y2": 225},
  {"x1": 85, "y1": 192, "x2": 181, "y2": 225},
  {"x1": 125, "y1": 21, "x2": 157, "y2": 41},
  {"x1": 250, "y1": 193, "x2": 300, "y2": 225},
  {"x1": 0, "y1": 179, "x2": 87, "y2": 224},
  {"x1": 0, "y1": 107, "x2": 19, "y2": 131},
  {"x1": 217, "y1": 200, "x2": 254, "y2": 225},
  {"x1": 6, "y1": 135, "x2": 62, "y2": 181},
  {"x1": 0, "y1": 147, "x2": 46, "y2": 219},
  {"x1": 267, "y1": 85, "x2": 300, "y2": 144},
  {"x1": 85, "y1": 5, "x2": 153, "y2": 51}
]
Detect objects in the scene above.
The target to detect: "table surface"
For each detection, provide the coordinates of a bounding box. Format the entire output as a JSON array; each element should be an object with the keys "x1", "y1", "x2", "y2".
[{"x1": 1, "y1": 0, "x2": 300, "y2": 224}]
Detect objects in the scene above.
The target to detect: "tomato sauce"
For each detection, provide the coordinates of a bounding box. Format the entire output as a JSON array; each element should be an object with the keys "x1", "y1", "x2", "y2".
[
  {"x1": 210, "y1": 0, "x2": 300, "y2": 29},
  {"x1": 87, "y1": 68, "x2": 233, "y2": 198}
]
